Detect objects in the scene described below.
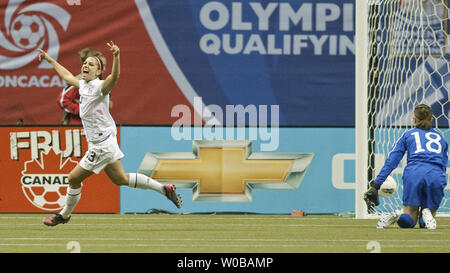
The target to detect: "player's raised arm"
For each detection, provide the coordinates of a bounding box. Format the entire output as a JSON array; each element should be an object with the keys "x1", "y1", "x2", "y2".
[
  {"x1": 101, "y1": 41, "x2": 120, "y2": 96},
  {"x1": 37, "y1": 49, "x2": 79, "y2": 88}
]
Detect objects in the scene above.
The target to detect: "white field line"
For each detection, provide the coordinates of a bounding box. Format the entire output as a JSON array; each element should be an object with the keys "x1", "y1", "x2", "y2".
[
  {"x1": 1, "y1": 243, "x2": 450, "y2": 250},
  {"x1": 1, "y1": 221, "x2": 450, "y2": 229},
  {"x1": 1, "y1": 222, "x2": 450, "y2": 228},
  {"x1": 1, "y1": 237, "x2": 450, "y2": 242},
  {"x1": 0, "y1": 216, "x2": 349, "y2": 220},
  {"x1": 0, "y1": 223, "x2": 384, "y2": 228},
  {"x1": 0, "y1": 215, "x2": 449, "y2": 221},
  {"x1": 1, "y1": 238, "x2": 449, "y2": 251}
]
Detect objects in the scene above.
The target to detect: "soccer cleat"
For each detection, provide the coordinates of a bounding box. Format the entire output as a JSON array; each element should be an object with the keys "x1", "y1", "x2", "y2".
[
  {"x1": 421, "y1": 208, "x2": 436, "y2": 230},
  {"x1": 43, "y1": 213, "x2": 70, "y2": 226},
  {"x1": 376, "y1": 210, "x2": 401, "y2": 229},
  {"x1": 164, "y1": 184, "x2": 182, "y2": 209}
]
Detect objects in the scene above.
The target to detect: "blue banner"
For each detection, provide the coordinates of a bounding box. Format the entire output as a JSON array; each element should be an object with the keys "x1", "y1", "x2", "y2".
[{"x1": 138, "y1": 0, "x2": 355, "y2": 126}]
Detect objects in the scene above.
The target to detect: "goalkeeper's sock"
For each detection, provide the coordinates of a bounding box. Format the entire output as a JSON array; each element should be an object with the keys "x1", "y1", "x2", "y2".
[
  {"x1": 419, "y1": 217, "x2": 426, "y2": 228},
  {"x1": 60, "y1": 186, "x2": 82, "y2": 219},
  {"x1": 397, "y1": 213, "x2": 415, "y2": 228},
  {"x1": 128, "y1": 173, "x2": 165, "y2": 194}
]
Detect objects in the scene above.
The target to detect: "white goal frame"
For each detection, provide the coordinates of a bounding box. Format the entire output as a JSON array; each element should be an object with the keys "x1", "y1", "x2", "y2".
[{"x1": 355, "y1": 0, "x2": 370, "y2": 219}]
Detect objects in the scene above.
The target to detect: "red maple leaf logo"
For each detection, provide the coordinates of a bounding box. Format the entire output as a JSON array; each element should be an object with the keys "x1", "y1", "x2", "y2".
[
  {"x1": 20, "y1": 149, "x2": 79, "y2": 211},
  {"x1": 22, "y1": 149, "x2": 78, "y2": 175}
]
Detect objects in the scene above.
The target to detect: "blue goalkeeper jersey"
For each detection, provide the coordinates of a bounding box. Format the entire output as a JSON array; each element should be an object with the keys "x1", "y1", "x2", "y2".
[{"x1": 374, "y1": 127, "x2": 448, "y2": 186}]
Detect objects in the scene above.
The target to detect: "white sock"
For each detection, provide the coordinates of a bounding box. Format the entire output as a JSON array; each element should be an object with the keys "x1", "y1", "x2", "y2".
[
  {"x1": 60, "y1": 186, "x2": 82, "y2": 219},
  {"x1": 128, "y1": 173, "x2": 165, "y2": 194}
]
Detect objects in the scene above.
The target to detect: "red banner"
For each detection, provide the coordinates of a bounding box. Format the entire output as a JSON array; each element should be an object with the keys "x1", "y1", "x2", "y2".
[
  {"x1": 0, "y1": 0, "x2": 197, "y2": 125},
  {"x1": 0, "y1": 126, "x2": 120, "y2": 213}
]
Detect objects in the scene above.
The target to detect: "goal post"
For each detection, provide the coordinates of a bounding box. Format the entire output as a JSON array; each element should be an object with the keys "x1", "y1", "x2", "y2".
[
  {"x1": 355, "y1": 0, "x2": 370, "y2": 219},
  {"x1": 355, "y1": 0, "x2": 450, "y2": 219}
]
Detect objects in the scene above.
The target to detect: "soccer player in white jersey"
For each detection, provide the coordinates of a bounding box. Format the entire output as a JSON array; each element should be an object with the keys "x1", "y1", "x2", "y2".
[
  {"x1": 37, "y1": 42, "x2": 182, "y2": 226},
  {"x1": 364, "y1": 104, "x2": 448, "y2": 229}
]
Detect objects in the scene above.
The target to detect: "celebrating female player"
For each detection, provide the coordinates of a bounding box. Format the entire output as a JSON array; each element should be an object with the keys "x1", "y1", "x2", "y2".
[
  {"x1": 364, "y1": 104, "x2": 448, "y2": 229},
  {"x1": 38, "y1": 42, "x2": 182, "y2": 226}
]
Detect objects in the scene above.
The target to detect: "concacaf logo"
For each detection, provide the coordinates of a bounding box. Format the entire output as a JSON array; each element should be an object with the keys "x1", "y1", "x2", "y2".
[
  {"x1": 0, "y1": 0, "x2": 71, "y2": 70},
  {"x1": 20, "y1": 150, "x2": 77, "y2": 211}
]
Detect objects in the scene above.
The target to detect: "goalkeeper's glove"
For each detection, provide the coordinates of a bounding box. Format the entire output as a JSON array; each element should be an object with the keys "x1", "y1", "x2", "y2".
[{"x1": 363, "y1": 182, "x2": 380, "y2": 214}]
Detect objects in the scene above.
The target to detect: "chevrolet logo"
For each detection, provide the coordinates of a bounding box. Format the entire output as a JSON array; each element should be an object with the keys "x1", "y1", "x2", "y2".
[{"x1": 138, "y1": 140, "x2": 314, "y2": 202}]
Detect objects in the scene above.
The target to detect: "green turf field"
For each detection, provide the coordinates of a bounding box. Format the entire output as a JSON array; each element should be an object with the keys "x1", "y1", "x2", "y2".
[{"x1": 0, "y1": 213, "x2": 449, "y2": 253}]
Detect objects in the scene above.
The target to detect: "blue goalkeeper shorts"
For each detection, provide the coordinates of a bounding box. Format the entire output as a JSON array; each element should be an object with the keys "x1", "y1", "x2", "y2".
[
  {"x1": 402, "y1": 163, "x2": 447, "y2": 210},
  {"x1": 403, "y1": 164, "x2": 447, "y2": 210}
]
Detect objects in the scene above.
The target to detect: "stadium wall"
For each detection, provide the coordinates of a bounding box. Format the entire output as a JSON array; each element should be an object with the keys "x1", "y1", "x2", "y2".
[{"x1": 0, "y1": 125, "x2": 356, "y2": 214}]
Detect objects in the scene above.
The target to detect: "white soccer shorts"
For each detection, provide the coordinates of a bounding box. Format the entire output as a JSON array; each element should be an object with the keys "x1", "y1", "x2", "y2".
[{"x1": 79, "y1": 135, "x2": 124, "y2": 174}]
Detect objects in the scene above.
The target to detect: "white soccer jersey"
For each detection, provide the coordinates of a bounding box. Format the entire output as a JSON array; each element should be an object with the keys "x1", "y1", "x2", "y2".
[{"x1": 79, "y1": 78, "x2": 116, "y2": 143}]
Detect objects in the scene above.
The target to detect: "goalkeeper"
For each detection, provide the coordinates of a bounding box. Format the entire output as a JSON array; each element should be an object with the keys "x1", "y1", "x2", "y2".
[{"x1": 364, "y1": 104, "x2": 448, "y2": 229}]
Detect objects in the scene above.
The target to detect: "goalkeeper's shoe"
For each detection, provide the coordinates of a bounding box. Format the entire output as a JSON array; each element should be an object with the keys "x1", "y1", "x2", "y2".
[
  {"x1": 376, "y1": 210, "x2": 401, "y2": 229},
  {"x1": 421, "y1": 208, "x2": 436, "y2": 230},
  {"x1": 164, "y1": 184, "x2": 182, "y2": 209},
  {"x1": 43, "y1": 213, "x2": 70, "y2": 226}
]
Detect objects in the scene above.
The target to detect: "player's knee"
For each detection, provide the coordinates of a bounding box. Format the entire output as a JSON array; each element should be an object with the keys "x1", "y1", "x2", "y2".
[
  {"x1": 111, "y1": 173, "x2": 129, "y2": 186},
  {"x1": 397, "y1": 213, "x2": 415, "y2": 228},
  {"x1": 68, "y1": 173, "x2": 82, "y2": 189}
]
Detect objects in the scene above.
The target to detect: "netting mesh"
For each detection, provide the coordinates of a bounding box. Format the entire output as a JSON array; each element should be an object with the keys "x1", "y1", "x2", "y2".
[{"x1": 366, "y1": 0, "x2": 450, "y2": 215}]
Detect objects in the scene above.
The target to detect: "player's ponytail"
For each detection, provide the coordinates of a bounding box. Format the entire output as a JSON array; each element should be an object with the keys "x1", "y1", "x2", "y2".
[{"x1": 414, "y1": 104, "x2": 433, "y2": 130}]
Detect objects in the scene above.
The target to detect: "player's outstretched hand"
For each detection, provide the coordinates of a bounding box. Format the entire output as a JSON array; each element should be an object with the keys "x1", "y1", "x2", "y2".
[
  {"x1": 107, "y1": 41, "x2": 120, "y2": 56},
  {"x1": 363, "y1": 182, "x2": 380, "y2": 214},
  {"x1": 37, "y1": 48, "x2": 51, "y2": 62}
]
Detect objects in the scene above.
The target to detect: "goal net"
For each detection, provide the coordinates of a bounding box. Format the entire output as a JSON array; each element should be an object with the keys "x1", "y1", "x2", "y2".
[{"x1": 355, "y1": 0, "x2": 450, "y2": 219}]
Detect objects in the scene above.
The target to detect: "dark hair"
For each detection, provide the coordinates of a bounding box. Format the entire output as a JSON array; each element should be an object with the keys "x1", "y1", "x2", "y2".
[
  {"x1": 78, "y1": 48, "x2": 92, "y2": 63},
  {"x1": 414, "y1": 104, "x2": 433, "y2": 130}
]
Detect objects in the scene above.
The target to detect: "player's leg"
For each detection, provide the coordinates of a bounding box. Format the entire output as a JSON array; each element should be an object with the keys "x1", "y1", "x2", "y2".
[
  {"x1": 419, "y1": 169, "x2": 445, "y2": 229},
  {"x1": 102, "y1": 159, "x2": 128, "y2": 186},
  {"x1": 98, "y1": 136, "x2": 161, "y2": 190},
  {"x1": 68, "y1": 163, "x2": 95, "y2": 188},
  {"x1": 61, "y1": 164, "x2": 93, "y2": 217},
  {"x1": 104, "y1": 159, "x2": 162, "y2": 192},
  {"x1": 397, "y1": 168, "x2": 423, "y2": 228},
  {"x1": 43, "y1": 164, "x2": 93, "y2": 226},
  {"x1": 396, "y1": 205, "x2": 419, "y2": 228},
  {"x1": 103, "y1": 160, "x2": 182, "y2": 208}
]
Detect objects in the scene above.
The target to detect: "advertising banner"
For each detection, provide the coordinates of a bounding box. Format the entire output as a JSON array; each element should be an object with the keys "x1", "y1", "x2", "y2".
[
  {"x1": 137, "y1": 0, "x2": 355, "y2": 126},
  {"x1": 0, "y1": 0, "x2": 355, "y2": 126},
  {"x1": 120, "y1": 126, "x2": 356, "y2": 214},
  {"x1": 0, "y1": 0, "x2": 196, "y2": 125},
  {"x1": 0, "y1": 126, "x2": 120, "y2": 213}
]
